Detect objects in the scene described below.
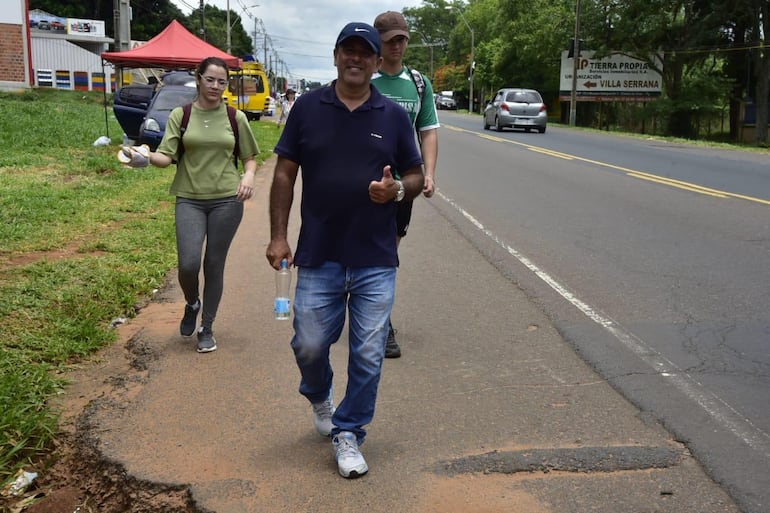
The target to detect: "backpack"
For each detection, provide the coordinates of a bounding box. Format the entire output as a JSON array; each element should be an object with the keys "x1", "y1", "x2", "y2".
[{"x1": 178, "y1": 103, "x2": 240, "y2": 168}]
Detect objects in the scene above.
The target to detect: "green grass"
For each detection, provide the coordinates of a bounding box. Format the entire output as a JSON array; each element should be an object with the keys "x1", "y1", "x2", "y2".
[{"x1": 0, "y1": 88, "x2": 281, "y2": 485}]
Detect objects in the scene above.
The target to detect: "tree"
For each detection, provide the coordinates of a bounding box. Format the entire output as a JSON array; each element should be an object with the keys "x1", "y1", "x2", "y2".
[
  {"x1": 751, "y1": 0, "x2": 770, "y2": 145},
  {"x1": 433, "y1": 62, "x2": 469, "y2": 96},
  {"x1": 489, "y1": 0, "x2": 572, "y2": 103},
  {"x1": 403, "y1": 0, "x2": 456, "y2": 82},
  {"x1": 711, "y1": 0, "x2": 770, "y2": 145},
  {"x1": 722, "y1": 1, "x2": 754, "y2": 138},
  {"x1": 194, "y1": 4, "x2": 253, "y2": 57},
  {"x1": 579, "y1": 0, "x2": 736, "y2": 137}
]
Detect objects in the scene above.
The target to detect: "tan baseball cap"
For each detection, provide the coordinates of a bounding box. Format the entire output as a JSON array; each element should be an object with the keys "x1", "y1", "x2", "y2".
[{"x1": 374, "y1": 11, "x2": 410, "y2": 42}]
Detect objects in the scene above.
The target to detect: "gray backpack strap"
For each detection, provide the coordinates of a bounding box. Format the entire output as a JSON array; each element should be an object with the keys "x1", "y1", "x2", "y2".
[
  {"x1": 407, "y1": 67, "x2": 426, "y2": 144},
  {"x1": 408, "y1": 67, "x2": 425, "y2": 104}
]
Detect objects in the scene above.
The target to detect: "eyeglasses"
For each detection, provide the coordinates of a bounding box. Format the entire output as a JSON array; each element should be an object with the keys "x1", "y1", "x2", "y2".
[{"x1": 200, "y1": 75, "x2": 228, "y2": 87}]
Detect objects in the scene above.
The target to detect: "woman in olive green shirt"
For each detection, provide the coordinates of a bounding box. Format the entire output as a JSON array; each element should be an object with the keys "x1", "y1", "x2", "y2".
[{"x1": 124, "y1": 56, "x2": 259, "y2": 353}]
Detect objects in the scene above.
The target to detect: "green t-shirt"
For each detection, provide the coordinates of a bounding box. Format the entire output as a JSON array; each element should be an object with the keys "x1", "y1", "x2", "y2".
[
  {"x1": 371, "y1": 66, "x2": 440, "y2": 133},
  {"x1": 157, "y1": 103, "x2": 259, "y2": 200}
]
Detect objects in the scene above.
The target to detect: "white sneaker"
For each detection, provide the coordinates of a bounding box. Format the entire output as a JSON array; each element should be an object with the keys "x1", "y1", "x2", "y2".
[
  {"x1": 332, "y1": 431, "x2": 368, "y2": 478},
  {"x1": 311, "y1": 395, "x2": 335, "y2": 437}
]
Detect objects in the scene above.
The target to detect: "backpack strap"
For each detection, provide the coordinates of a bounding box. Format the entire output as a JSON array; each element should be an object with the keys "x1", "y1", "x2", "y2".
[
  {"x1": 408, "y1": 67, "x2": 426, "y2": 105},
  {"x1": 226, "y1": 106, "x2": 240, "y2": 169},
  {"x1": 177, "y1": 103, "x2": 240, "y2": 168},
  {"x1": 176, "y1": 103, "x2": 193, "y2": 163},
  {"x1": 407, "y1": 67, "x2": 426, "y2": 144}
]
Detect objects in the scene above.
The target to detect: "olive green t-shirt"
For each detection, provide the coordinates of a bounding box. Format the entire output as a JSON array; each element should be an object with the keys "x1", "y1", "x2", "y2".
[{"x1": 157, "y1": 103, "x2": 259, "y2": 200}]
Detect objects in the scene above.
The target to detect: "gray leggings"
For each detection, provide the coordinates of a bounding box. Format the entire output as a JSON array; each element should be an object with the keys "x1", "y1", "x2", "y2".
[{"x1": 175, "y1": 196, "x2": 243, "y2": 330}]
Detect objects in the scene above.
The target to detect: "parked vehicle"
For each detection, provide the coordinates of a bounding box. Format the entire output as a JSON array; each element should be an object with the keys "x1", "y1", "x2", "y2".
[
  {"x1": 113, "y1": 84, "x2": 156, "y2": 142},
  {"x1": 222, "y1": 61, "x2": 271, "y2": 121},
  {"x1": 435, "y1": 94, "x2": 457, "y2": 110},
  {"x1": 139, "y1": 84, "x2": 198, "y2": 149},
  {"x1": 113, "y1": 71, "x2": 198, "y2": 150},
  {"x1": 160, "y1": 70, "x2": 196, "y2": 86},
  {"x1": 483, "y1": 88, "x2": 547, "y2": 133}
]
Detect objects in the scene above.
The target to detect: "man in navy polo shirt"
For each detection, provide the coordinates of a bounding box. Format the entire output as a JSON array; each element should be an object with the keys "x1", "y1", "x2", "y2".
[{"x1": 265, "y1": 22, "x2": 423, "y2": 479}]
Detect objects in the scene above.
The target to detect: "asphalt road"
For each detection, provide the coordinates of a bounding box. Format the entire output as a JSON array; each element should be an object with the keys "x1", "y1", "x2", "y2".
[
  {"x1": 75, "y1": 150, "x2": 748, "y2": 512},
  {"x1": 434, "y1": 111, "x2": 770, "y2": 513}
]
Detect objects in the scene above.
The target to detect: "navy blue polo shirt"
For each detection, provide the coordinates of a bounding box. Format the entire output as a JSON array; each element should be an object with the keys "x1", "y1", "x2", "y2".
[{"x1": 274, "y1": 81, "x2": 423, "y2": 268}]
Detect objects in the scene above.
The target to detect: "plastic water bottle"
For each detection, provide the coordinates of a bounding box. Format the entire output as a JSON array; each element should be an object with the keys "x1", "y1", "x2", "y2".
[{"x1": 274, "y1": 259, "x2": 292, "y2": 320}]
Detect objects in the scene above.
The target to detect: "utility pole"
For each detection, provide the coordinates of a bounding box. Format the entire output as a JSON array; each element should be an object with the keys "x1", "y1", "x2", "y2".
[
  {"x1": 446, "y1": 5, "x2": 474, "y2": 113},
  {"x1": 113, "y1": 0, "x2": 120, "y2": 49},
  {"x1": 113, "y1": 0, "x2": 131, "y2": 51},
  {"x1": 226, "y1": 0, "x2": 231, "y2": 53},
  {"x1": 569, "y1": 0, "x2": 581, "y2": 126},
  {"x1": 412, "y1": 32, "x2": 435, "y2": 80},
  {"x1": 228, "y1": 3, "x2": 259, "y2": 55},
  {"x1": 199, "y1": 0, "x2": 205, "y2": 40}
]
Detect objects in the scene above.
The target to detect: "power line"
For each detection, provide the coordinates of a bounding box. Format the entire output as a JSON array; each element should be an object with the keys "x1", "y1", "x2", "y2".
[
  {"x1": 275, "y1": 50, "x2": 330, "y2": 59},
  {"x1": 665, "y1": 42, "x2": 765, "y2": 55},
  {"x1": 175, "y1": 0, "x2": 199, "y2": 13}
]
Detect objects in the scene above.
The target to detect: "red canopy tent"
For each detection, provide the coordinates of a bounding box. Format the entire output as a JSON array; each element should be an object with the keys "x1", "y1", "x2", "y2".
[
  {"x1": 101, "y1": 20, "x2": 241, "y2": 70},
  {"x1": 99, "y1": 20, "x2": 241, "y2": 139}
]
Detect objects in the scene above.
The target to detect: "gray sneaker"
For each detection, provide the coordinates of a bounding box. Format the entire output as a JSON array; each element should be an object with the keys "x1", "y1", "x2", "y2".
[
  {"x1": 332, "y1": 431, "x2": 368, "y2": 478},
  {"x1": 311, "y1": 394, "x2": 335, "y2": 437},
  {"x1": 196, "y1": 326, "x2": 217, "y2": 353},
  {"x1": 384, "y1": 321, "x2": 401, "y2": 358},
  {"x1": 180, "y1": 299, "x2": 200, "y2": 337}
]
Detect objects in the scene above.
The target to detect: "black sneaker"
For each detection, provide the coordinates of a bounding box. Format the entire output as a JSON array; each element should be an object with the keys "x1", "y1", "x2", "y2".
[
  {"x1": 384, "y1": 321, "x2": 401, "y2": 358},
  {"x1": 180, "y1": 299, "x2": 200, "y2": 337},
  {"x1": 196, "y1": 326, "x2": 217, "y2": 353}
]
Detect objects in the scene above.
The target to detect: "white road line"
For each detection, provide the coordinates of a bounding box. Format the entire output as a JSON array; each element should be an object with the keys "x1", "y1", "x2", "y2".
[{"x1": 436, "y1": 189, "x2": 770, "y2": 457}]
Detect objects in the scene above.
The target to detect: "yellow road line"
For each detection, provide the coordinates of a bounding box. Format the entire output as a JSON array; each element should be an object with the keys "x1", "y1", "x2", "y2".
[
  {"x1": 446, "y1": 124, "x2": 770, "y2": 206},
  {"x1": 478, "y1": 134, "x2": 507, "y2": 143},
  {"x1": 527, "y1": 147, "x2": 575, "y2": 160},
  {"x1": 627, "y1": 172, "x2": 728, "y2": 198}
]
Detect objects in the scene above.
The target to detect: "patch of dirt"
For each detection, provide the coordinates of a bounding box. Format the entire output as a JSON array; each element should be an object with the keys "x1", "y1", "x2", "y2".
[
  {"x1": 0, "y1": 216, "x2": 138, "y2": 273},
  {"x1": 0, "y1": 284, "x2": 203, "y2": 513},
  {"x1": 416, "y1": 474, "x2": 553, "y2": 513}
]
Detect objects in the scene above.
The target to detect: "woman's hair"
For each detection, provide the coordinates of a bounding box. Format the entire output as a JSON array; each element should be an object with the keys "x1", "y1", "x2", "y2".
[{"x1": 196, "y1": 56, "x2": 229, "y2": 77}]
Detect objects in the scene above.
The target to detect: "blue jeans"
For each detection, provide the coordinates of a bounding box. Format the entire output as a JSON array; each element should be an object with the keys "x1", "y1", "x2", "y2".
[{"x1": 291, "y1": 261, "x2": 396, "y2": 443}]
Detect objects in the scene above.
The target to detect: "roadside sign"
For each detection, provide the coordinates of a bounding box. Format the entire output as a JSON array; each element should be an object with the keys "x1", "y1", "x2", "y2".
[{"x1": 559, "y1": 51, "x2": 663, "y2": 102}]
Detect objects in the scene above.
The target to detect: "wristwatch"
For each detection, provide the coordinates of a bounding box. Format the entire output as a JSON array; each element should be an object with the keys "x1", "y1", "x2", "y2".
[{"x1": 395, "y1": 180, "x2": 405, "y2": 202}]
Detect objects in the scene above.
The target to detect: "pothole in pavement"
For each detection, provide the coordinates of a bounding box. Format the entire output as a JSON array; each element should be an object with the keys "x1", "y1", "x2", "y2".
[{"x1": 434, "y1": 445, "x2": 683, "y2": 476}]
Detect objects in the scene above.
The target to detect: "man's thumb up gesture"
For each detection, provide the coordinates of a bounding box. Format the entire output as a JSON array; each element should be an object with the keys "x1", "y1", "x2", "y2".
[{"x1": 368, "y1": 165, "x2": 402, "y2": 204}]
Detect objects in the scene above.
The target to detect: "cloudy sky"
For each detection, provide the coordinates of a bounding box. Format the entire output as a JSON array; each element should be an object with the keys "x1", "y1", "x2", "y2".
[{"x1": 170, "y1": 0, "x2": 425, "y2": 85}]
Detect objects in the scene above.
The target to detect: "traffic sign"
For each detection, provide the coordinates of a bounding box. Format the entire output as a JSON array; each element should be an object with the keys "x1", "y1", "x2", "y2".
[{"x1": 559, "y1": 51, "x2": 663, "y2": 101}]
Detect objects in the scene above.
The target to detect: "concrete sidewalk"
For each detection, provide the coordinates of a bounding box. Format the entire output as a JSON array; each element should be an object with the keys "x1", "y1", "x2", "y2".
[{"x1": 81, "y1": 158, "x2": 741, "y2": 513}]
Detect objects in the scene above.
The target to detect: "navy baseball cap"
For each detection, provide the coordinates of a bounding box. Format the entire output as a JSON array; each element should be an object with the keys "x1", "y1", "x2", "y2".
[{"x1": 335, "y1": 22, "x2": 381, "y2": 56}]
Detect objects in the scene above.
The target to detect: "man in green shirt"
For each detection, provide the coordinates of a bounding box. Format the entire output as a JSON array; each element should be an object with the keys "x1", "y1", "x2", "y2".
[{"x1": 372, "y1": 11, "x2": 440, "y2": 358}]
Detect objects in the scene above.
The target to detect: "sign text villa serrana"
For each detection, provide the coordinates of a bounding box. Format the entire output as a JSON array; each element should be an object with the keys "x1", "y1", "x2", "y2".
[{"x1": 559, "y1": 51, "x2": 663, "y2": 102}]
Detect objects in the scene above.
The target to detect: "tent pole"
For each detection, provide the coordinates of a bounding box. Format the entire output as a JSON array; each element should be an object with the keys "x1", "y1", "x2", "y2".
[{"x1": 102, "y1": 60, "x2": 110, "y2": 139}]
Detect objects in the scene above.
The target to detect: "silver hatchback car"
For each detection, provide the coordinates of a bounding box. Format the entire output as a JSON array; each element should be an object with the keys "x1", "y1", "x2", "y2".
[{"x1": 483, "y1": 88, "x2": 547, "y2": 133}]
